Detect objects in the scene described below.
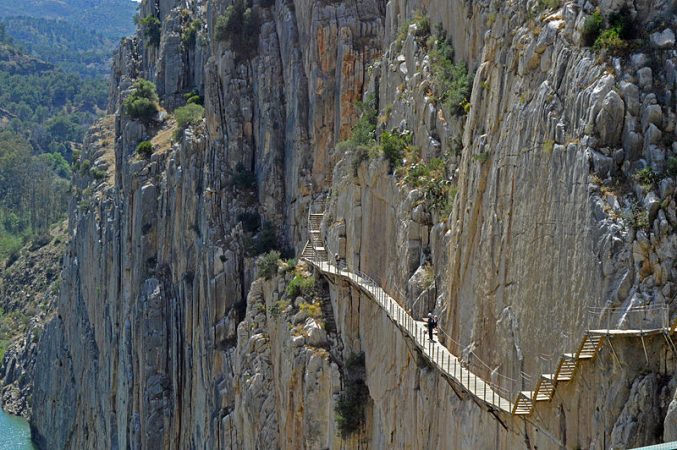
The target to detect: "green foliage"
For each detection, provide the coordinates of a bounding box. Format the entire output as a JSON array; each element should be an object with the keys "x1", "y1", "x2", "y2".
[
  {"x1": 473, "y1": 152, "x2": 489, "y2": 163},
  {"x1": 0, "y1": 131, "x2": 68, "y2": 259},
  {"x1": 667, "y1": 157, "x2": 677, "y2": 177},
  {"x1": 256, "y1": 250, "x2": 280, "y2": 279},
  {"x1": 181, "y1": 19, "x2": 202, "y2": 45},
  {"x1": 175, "y1": 103, "x2": 205, "y2": 131},
  {"x1": 230, "y1": 162, "x2": 257, "y2": 190},
  {"x1": 538, "y1": 0, "x2": 561, "y2": 10},
  {"x1": 591, "y1": 7, "x2": 636, "y2": 54},
  {"x1": 269, "y1": 300, "x2": 290, "y2": 319},
  {"x1": 430, "y1": 30, "x2": 471, "y2": 116},
  {"x1": 0, "y1": 0, "x2": 137, "y2": 41},
  {"x1": 215, "y1": 0, "x2": 260, "y2": 59},
  {"x1": 286, "y1": 274, "x2": 315, "y2": 298},
  {"x1": 245, "y1": 221, "x2": 277, "y2": 256},
  {"x1": 582, "y1": 10, "x2": 604, "y2": 46},
  {"x1": 543, "y1": 140, "x2": 554, "y2": 154},
  {"x1": 124, "y1": 79, "x2": 159, "y2": 122},
  {"x1": 136, "y1": 140, "x2": 154, "y2": 159},
  {"x1": 299, "y1": 301, "x2": 322, "y2": 319},
  {"x1": 380, "y1": 130, "x2": 411, "y2": 170},
  {"x1": 412, "y1": 12, "x2": 430, "y2": 39},
  {"x1": 140, "y1": 15, "x2": 161, "y2": 47},
  {"x1": 338, "y1": 95, "x2": 379, "y2": 174},
  {"x1": 400, "y1": 157, "x2": 455, "y2": 215},
  {"x1": 633, "y1": 167, "x2": 658, "y2": 189},
  {"x1": 1, "y1": 16, "x2": 120, "y2": 78},
  {"x1": 336, "y1": 352, "x2": 368, "y2": 437},
  {"x1": 184, "y1": 90, "x2": 203, "y2": 105}
]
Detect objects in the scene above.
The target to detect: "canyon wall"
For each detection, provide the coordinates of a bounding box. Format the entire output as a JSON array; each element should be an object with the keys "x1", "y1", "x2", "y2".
[{"x1": 30, "y1": 0, "x2": 677, "y2": 448}]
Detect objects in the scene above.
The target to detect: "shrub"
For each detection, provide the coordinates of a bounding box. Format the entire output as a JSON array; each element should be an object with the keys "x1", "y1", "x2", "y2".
[
  {"x1": 430, "y1": 31, "x2": 471, "y2": 115},
  {"x1": 136, "y1": 140, "x2": 154, "y2": 158},
  {"x1": 246, "y1": 221, "x2": 277, "y2": 256},
  {"x1": 230, "y1": 162, "x2": 257, "y2": 190},
  {"x1": 140, "y1": 15, "x2": 161, "y2": 47},
  {"x1": 401, "y1": 158, "x2": 455, "y2": 214},
  {"x1": 412, "y1": 12, "x2": 430, "y2": 39},
  {"x1": 335, "y1": 352, "x2": 368, "y2": 437},
  {"x1": 543, "y1": 140, "x2": 554, "y2": 154},
  {"x1": 299, "y1": 301, "x2": 322, "y2": 318},
  {"x1": 175, "y1": 103, "x2": 205, "y2": 131},
  {"x1": 538, "y1": 0, "x2": 561, "y2": 10},
  {"x1": 238, "y1": 211, "x2": 261, "y2": 232},
  {"x1": 592, "y1": 7, "x2": 636, "y2": 54},
  {"x1": 90, "y1": 167, "x2": 107, "y2": 180},
  {"x1": 633, "y1": 167, "x2": 658, "y2": 188},
  {"x1": 181, "y1": 19, "x2": 202, "y2": 45},
  {"x1": 285, "y1": 275, "x2": 315, "y2": 298},
  {"x1": 380, "y1": 131, "x2": 411, "y2": 170},
  {"x1": 667, "y1": 157, "x2": 677, "y2": 177},
  {"x1": 269, "y1": 300, "x2": 290, "y2": 319},
  {"x1": 256, "y1": 250, "x2": 280, "y2": 279},
  {"x1": 582, "y1": 10, "x2": 603, "y2": 47},
  {"x1": 124, "y1": 79, "x2": 159, "y2": 122},
  {"x1": 215, "y1": 0, "x2": 260, "y2": 59}
]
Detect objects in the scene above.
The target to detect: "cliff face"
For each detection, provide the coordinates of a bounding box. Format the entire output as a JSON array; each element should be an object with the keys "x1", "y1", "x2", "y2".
[{"x1": 31, "y1": 0, "x2": 677, "y2": 449}]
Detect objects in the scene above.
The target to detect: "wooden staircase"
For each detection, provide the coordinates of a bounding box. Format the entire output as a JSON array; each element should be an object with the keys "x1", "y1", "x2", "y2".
[
  {"x1": 302, "y1": 194, "x2": 675, "y2": 419},
  {"x1": 512, "y1": 333, "x2": 605, "y2": 415}
]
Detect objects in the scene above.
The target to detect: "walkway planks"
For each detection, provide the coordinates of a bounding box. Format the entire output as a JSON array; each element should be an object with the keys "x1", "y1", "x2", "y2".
[{"x1": 301, "y1": 196, "x2": 677, "y2": 417}]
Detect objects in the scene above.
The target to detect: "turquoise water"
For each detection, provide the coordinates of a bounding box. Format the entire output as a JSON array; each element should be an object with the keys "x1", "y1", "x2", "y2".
[{"x1": 0, "y1": 409, "x2": 36, "y2": 450}]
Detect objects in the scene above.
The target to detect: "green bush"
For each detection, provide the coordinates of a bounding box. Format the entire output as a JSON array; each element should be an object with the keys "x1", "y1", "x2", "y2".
[
  {"x1": 256, "y1": 250, "x2": 280, "y2": 279},
  {"x1": 335, "y1": 352, "x2": 368, "y2": 437},
  {"x1": 215, "y1": 0, "x2": 260, "y2": 59},
  {"x1": 136, "y1": 140, "x2": 154, "y2": 158},
  {"x1": 412, "y1": 12, "x2": 430, "y2": 39},
  {"x1": 592, "y1": 7, "x2": 636, "y2": 54},
  {"x1": 667, "y1": 157, "x2": 677, "y2": 177},
  {"x1": 230, "y1": 162, "x2": 257, "y2": 190},
  {"x1": 124, "y1": 79, "x2": 159, "y2": 122},
  {"x1": 401, "y1": 158, "x2": 455, "y2": 215},
  {"x1": 430, "y1": 31, "x2": 471, "y2": 115},
  {"x1": 633, "y1": 167, "x2": 658, "y2": 188},
  {"x1": 140, "y1": 15, "x2": 161, "y2": 47},
  {"x1": 380, "y1": 131, "x2": 411, "y2": 170},
  {"x1": 175, "y1": 103, "x2": 205, "y2": 131},
  {"x1": 538, "y1": 0, "x2": 561, "y2": 10},
  {"x1": 181, "y1": 19, "x2": 202, "y2": 45},
  {"x1": 582, "y1": 10, "x2": 603, "y2": 47},
  {"x1": 285, "y1": 274, "x2": 315, "y2": 298},
  {"x1": 89, "y1": 167, "x2": 107, "y2": 180},
  {"x1": 246, "y1": 221, "x2": 277, "y2": 256}
]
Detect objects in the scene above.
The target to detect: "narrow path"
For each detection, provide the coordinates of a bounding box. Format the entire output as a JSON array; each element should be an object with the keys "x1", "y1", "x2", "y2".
[{"x1": 301, "y1": 197, "x2": 677, "y2": 417}]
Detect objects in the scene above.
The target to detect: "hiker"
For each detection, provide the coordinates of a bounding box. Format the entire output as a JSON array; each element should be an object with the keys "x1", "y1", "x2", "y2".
[
  {"x1": 427, "y1": 313, "x2": 436, "y2": 341},
  {"x1": 334, "y1": 252, "x2": 340, "y2": 266}
]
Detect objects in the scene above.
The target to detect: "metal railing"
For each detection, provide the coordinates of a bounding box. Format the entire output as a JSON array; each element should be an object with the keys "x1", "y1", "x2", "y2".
[
  {"x1": 586, "y1": 304, "x2": 670, "y2": 333},
  {"x1": 302, "y1": 196, "x2": 676, "y2": 416}
]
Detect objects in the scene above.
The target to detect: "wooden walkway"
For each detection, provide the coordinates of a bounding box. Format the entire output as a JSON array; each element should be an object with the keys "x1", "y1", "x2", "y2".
[{"x1": 300, "y1": 197, "x2": 677, "y2": 417}]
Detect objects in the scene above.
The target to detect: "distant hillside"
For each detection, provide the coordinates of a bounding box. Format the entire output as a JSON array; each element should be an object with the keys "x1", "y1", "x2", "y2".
[
  {"x1": 1, "y1": 17, "x2": 118, "y2": 78},
  {"x1": 0, "y1": 0, "x2": 137, "y2": 39}
]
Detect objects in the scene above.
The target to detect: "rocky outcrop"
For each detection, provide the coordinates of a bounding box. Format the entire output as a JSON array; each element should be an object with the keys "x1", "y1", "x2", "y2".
[
  {"x1": 0, "y1": 223, "x2": 66, "y2": 418},
  {"x1": 30, "y1": 0, "x2": 677, "y2": 449}
]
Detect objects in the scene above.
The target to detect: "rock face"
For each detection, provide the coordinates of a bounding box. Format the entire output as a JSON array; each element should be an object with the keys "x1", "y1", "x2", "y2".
[
  {"x1": 0, "y1": 223, "x2": 66, "y2": 418},
  {"x1": 30, "y1": 0, "x2": 677, "y2": 449}
]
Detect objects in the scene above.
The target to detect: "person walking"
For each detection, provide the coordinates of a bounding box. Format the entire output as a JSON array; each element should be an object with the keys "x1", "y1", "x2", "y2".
[{"x1": 427, "y1": 313, "x2": 436, "y2": 341}]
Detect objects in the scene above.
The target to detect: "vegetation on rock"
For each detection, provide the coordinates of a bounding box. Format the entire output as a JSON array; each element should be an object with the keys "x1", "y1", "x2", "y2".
[
  {"x1": 335, "y1": 352, "x2": 369, "y2": 437},
  {"x1": 215, "y1": 0, "x2": 260, "y2": 59},
  {"x1": 124, "y1": 79, "x2": 159, "y2": 122}
]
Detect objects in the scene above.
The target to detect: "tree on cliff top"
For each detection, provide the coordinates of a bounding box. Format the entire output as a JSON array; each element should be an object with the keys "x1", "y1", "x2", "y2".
[{"x1": 215, "y1": 0, "x2": 260, "y2": 59}]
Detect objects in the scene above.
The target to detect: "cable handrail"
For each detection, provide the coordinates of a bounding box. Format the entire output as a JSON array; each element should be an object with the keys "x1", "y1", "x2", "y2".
[{"x1": 302, "y1": 195, "x2": 677, "y2": 416}]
